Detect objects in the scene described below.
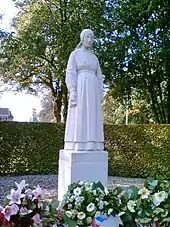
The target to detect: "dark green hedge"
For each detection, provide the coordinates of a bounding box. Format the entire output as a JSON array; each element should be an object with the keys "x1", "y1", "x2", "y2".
[
  {"x1": 0, "y1": 122, "x2": 64, "y2": 176},
  {"x1": 105, "y1": 125, "x2": 170, "y2": 179},
  {"x1": 0, "y1": 122, "x2": 170, "y2": 179}
]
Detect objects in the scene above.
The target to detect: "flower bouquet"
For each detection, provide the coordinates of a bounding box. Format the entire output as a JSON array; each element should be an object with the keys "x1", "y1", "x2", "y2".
[
  {"x1": 60, "y1": 180, "x2": 120, "y2": 227},
  {"x1": 134, "y1": 176, "x2": 170, "y2": 227},
  {"x1": 0, "y1": 180, "x2": 62, "y2": 227},
  {"x1": 109, "y1": 176, "x2": 170, "y2": 227},
  {"x1": 0, "y1": 177, "x2": 169, "y2": 227}
]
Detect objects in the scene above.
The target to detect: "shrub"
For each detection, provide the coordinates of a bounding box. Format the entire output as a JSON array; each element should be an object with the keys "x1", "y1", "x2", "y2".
[
  {"x1": 0, "y1": 122, "x2": 64, "y2": 175},
  {"x1": 0, "y1": 122, "x2": 170, "y2": 179},
  {"x1": 105, "y1": 125, "x2": 170, "y2": 179}
]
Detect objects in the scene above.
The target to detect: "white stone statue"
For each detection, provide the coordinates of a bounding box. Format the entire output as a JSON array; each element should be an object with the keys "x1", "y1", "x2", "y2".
[{"x1": 64, "y1": 28, "x2": 104, "y2": 151}]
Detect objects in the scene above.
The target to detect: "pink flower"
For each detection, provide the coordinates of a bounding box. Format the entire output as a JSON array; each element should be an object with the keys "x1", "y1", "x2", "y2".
[
  {"x1": 58, "y1": 210, "x2": 62, "y2": 220},
  {"x1": 3, "y1": 207, "x2": 12, "y2": 221},
  {"x1": 32, "y1": 213, "x2": 41, "y2": 224},
  {"x1": 2, "y1": 204, "x2": 19, "y2": 221},
  {"x1": 20, "y1": 207, "x2": 32, "y2": 215},
  {"x1": 32, "y1": 185, "x2": 43, "y2": 200},
  {"x1": 10, "y1": 204, "x2": 19, "y2": 215}
]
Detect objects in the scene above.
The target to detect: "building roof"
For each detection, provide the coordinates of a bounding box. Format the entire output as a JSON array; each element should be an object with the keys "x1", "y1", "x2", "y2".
[{"x1": 0, "y1": 108, "x2": 13, "y2": 119}]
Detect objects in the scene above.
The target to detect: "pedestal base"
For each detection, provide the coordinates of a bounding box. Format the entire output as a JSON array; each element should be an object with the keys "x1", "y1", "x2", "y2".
[{"x1": 58, "y1": 149, "x2": 108, "y2": 201}]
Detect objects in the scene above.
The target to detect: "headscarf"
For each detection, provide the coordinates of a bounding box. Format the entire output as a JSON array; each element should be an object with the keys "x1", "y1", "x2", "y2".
[{"x1": 76, "y1": 29, "x2": 94, "y2": 49}]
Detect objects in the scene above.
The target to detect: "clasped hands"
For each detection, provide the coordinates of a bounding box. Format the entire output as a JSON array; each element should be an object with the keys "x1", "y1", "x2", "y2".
[
  {"x1": 69, "y1": 88, "x2": 103, "y2": 107},
  {"x1": 69, "y1": 89, "x2": 77, "y2": 107}
]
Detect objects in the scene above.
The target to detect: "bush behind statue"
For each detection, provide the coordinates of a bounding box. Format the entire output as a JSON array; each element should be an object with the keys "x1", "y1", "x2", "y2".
[{"x1": 0, "y1": 122, "x2": 170, "y2": 179}]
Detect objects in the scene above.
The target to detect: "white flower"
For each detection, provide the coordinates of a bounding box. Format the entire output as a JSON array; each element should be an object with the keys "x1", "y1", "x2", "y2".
[
  {"x1": 153, "y1": 191, "x2": 168, "y2": 206},
  {"x1": 0, "y1": 206, "x2": 3, "y2": 212},
  {"x1": 104, "y1": 201, "x2": 109, "y2": 206},
  {"x1": 75, "y1": 196, "x2": 84, "y2": 203},
  {"x1": 25, "y1": 189, "x2": 33, "y2": 199},
  {"x1": 32, "y1": 213, "x2": 41, "y2": 224},
  {"x1": 68, "y1": 204, "x2": 72, "y2": 209},
  {"x1": 32, "y1": 185, "x2": 43, "y2": 200},
  {"x1": 93, "y1": 190, "x2": 97, "y2": 196},
  {"x1": 69, "y1": 195, "x2": 75, "y2": 202},
  {"x1": 20, "y1": 207, "x2": 32, "y2": 215},
  {"x1": 108, "y1": 208, "x2": 113, "y2": 216},
  {"x1": 84, "y1": 182, "x2": 93, "y2": 191},
  {"x1": 98, "y1": 200, "x2": 104, "y2": 210},
  {"x1": 52, "y1": 225, "x2": 58, "y2": 227},
  {"x1": 127, "y1": 200, "x2": 136, "y2": 213},
  {"x1": 77, "y1": 220, "x2": 83, "y2": 225},
  {"x1": 7, "y1": 188, "x2": 25, "y2": 205},
  {"x1": 66, "y1": 210, "x2": 72, "y2": 218},
  {"x1": 87, "y1": 202, "x2": 95, "y2": 212},
  {"x1": 118, "y1": 211, "x2": 125, "y2": 216},
  {"x1": 77, "y1": 212, "x2": 86, "y2": 220},
  {"x1": 73, "y1": 187, "x2": 81, "y2": 196},
  {"x1": 78, "y1": 181, "x2": 84, "y2": 186},
  {"x1": 80, "y1": 196, "x2": 85, "y2": 202},
  {"x1": 138, "y1": 187, "x2": 150, "y2": 199},
  {"x1": 72, "y1": 209, "x2": 78, "y2": 215},
  {"x1": 95, "y1": 211, "x2": 101, "y2": 218},
  {"x1": 15, "y1": 180, "x2": 29, "y2": 190},
  {"x1": 84, "y1": 181, "x2": 90, "y2": 188}
]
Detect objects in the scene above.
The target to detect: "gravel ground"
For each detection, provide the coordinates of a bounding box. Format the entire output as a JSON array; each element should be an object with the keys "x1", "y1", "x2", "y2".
[{"x1": 0, "y1": 175, "x2": 144, "y2": 206}]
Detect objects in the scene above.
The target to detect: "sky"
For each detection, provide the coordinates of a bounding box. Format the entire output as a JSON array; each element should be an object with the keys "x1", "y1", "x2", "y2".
[{"x1": 0, "y1": 0, "x2": 42, "y2": 121}]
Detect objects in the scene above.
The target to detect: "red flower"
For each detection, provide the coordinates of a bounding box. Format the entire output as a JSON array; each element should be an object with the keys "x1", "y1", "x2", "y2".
[
  {"x1": 2, "y1": 219, "x2": 11, "y2": 227},
  {"x1": 155, "y1": 221, "x2": 160, "y2": 227},
  {"x1": 57, "y1": 210, "x2": 62, "y2": 220},
  {"x1": 0, "y1": 212, "x2": 4, "y2": 222}
]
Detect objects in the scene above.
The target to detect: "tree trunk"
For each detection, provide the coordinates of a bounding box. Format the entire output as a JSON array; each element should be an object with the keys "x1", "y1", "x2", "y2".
[
  {"x1": 62, "y1": 83, "x2": 68, "y2": 123},
  {"x1": 52, "y1": 87, "x2": 63, "y2": 123}
]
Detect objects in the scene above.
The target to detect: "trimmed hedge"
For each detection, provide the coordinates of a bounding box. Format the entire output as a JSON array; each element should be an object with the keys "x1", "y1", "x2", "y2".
[
  {"x1": 105, "y1": 124, "x2": 170, "y2": 179},
  {"x1": 0, "y1": 122, "x2": 170, "y2": 179},
  {"x1": 0, "y1": 122, "x2": 64, "y2": 175}
]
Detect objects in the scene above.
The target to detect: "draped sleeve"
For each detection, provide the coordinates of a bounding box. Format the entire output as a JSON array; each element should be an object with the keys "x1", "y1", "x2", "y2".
[
  {"x1": 96, "y1": 57, "x2": 104, "y2": 101},
  {"x1": 65, "y1": 50, "x2": 77, "y2": 92}
]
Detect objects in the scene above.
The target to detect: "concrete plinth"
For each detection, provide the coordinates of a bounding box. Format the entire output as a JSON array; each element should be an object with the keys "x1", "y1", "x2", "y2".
[{"x1": 58, "y1": 149, "x2": 108, "y2": 201}]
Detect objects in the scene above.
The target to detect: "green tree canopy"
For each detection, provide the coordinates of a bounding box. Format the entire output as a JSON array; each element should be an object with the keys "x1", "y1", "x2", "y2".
[
  {"x1": 104, "y1": 0, "x2": 170, "y2": 123},
  {"x1": 0, "y1": 0, "x2": 108, "y2": 122}
]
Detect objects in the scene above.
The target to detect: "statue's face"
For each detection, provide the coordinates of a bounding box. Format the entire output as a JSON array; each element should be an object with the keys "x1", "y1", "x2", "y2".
[{"x1": 82, "y1": 31, "x2": 94, "y2": 48}]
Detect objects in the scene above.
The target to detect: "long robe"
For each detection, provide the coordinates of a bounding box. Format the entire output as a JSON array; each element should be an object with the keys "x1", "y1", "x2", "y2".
[{"x1": 64, "y1": 48, "x2": 104, "y2": 151}]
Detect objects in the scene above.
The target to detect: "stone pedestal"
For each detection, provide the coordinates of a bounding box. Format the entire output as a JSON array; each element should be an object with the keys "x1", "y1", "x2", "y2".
[{"x1": 58, "y1": 149, "x2": 108, "y2": 201}]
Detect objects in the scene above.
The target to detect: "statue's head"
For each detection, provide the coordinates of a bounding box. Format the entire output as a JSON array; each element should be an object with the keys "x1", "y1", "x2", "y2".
[{"x1": 76, "y1": 29, "x2": 94, "y2": 49}]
